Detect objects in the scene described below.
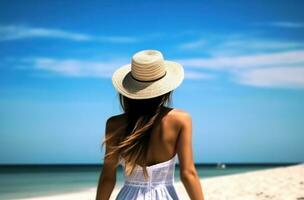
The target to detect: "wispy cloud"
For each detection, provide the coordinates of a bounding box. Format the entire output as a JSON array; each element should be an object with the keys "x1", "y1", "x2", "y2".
[
  {"x1": 178, "y1": 39, "x2": 207, "y2": 50},
  {"x1": 14, "y1": 57, "x2": 125, "y2": 78},
  {"x1": 12, "y1": 57, "x2": 212, "y2": 80},
  {"x1": 0, "y1": 25, "x2": 138, "y2": 43},
  {"x1": 5, "y1": 28, "x2": 304, "y2": 86},
  {"x1": 184, "y1": 71, "x2": 214, "y2": 80},
  {"x1": 0, "y1": 25, "x2": 91, "y2": 41},
  {"x1": 236, "y1": 67, "x2": 304, "y2": 88},
  {"x1": 10, "y1": 50, "x2": 304, "y2": 84},
  {"x1": 178, "y1": 50, "x2": 304, "y2": 88},
  {"x1": 177, "y1": 33, "x2": 304, "y2": 56},
  {"x1": 210, "y1": 39, "x2": 304, "y2": 56},
  {"x1": 178, "y1": 50, "x2": 304, "y2": 70},
  {"x1": 265, "y1": 21, "x2": 304, "y2": 28}
]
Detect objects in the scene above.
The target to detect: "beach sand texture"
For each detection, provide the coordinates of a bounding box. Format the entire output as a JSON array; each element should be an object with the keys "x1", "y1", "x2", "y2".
[{"x1": 20, "y1": 163, "x2": 304, "y2": 200}]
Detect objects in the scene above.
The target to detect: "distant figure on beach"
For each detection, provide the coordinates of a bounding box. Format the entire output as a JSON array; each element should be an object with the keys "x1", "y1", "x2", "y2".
[
  {"x1": 96, "y1": 50, "x2": 205, "y2": 200},
  {"x1": 216, "y1": 163, "x2": 226, "y2": 169}
]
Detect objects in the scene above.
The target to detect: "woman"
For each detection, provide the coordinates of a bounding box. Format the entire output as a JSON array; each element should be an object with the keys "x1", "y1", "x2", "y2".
[{"x1": 96, "y1": 50, "x2": 204, "y2": 200}]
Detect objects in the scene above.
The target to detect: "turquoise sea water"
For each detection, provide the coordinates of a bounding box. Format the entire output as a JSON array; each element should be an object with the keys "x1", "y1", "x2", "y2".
[{"x1": 0, "y1": 165, "x2": 284, "y2": 199}]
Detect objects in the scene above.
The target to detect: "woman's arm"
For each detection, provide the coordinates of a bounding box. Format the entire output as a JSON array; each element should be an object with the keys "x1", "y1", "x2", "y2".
[
  {"x1": 96, "y1": 117, "x2": 119, "y2": 200},
  {"x1": 177, "y1": 112, "x2": 205, "y2": 200}
]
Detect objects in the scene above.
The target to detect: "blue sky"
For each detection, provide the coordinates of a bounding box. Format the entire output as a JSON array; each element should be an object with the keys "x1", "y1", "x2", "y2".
[{"x1": 0, "y1": 0, "x2": 304, "y2": 164}]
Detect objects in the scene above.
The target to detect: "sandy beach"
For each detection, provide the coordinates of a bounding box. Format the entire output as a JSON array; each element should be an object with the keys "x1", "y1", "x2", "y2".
[{"x1": 20, "y1": 163, "x2": 304, "y2": 200}]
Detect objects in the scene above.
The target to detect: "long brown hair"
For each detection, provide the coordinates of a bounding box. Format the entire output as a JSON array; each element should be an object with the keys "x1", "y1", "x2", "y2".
[{"x1": 103, "y1": 91, "x2": 173, "y2": 179}]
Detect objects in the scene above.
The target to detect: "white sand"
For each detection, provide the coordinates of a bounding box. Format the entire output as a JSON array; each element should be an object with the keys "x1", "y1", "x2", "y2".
[{"x1": 20, "y1": 164, "x2": 304, "y2": 200}]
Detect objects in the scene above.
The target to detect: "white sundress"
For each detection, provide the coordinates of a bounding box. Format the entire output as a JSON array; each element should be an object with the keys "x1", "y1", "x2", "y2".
[{"x1": 115, "y1": 154, "x2": 180, "y2": 200}]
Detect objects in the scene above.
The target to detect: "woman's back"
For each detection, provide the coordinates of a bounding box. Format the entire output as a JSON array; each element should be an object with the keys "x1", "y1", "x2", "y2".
[
  {"x1": 110, "y1": 107, "x2": 183, "y2": 167},
  {"x1": 112, "y1": 107, "x2": 187, "y2": 200}
]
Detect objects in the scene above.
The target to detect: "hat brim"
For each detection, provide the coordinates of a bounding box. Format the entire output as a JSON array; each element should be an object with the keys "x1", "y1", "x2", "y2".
[{"x1": 112, "y1": 60, "x2": 184, "y2": 99}]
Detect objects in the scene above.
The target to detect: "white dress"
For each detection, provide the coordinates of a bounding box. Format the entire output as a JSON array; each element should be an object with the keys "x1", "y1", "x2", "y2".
[{"x1": 115, "y1": 154, "x2": 180, "y2": 200}]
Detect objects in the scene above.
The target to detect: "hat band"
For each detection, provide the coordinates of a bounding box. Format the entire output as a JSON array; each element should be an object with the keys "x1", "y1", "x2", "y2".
[{"x1": 131, "y1": 71, "x2": 167, "y2": 82}]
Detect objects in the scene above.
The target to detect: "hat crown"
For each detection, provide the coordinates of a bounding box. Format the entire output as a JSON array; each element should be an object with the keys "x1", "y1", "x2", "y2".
[{"x1": 131, "y1": 50, "x2": 166, "y2": 81}]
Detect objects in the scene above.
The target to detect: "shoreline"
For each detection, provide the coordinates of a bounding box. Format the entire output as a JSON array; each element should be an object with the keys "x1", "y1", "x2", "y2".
[{"x1": 17, "y1": 163, "x2": 304, "y2": 200}]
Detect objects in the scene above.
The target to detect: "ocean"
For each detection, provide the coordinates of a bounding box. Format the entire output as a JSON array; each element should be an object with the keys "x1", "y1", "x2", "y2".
[{"x1": 0, "y1": 164, "x2": 285, "y2": 199}]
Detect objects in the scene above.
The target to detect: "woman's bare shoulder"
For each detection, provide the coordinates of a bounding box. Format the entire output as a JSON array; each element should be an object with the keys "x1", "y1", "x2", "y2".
[
  {"x1": 164, "y1": 108, "x2": 192, "y2": 130},
  {"x1": 167, "y1": 108, "x2": 191, "y2": 121},
  {"x1": 105, "y1": 113, "x2": 127, "y2": 132}
]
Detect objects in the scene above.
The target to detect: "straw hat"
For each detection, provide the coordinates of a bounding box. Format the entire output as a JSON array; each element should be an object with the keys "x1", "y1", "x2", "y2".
[{"x1": 112, "y1": 50, "x2": 184, "y2": 99}]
